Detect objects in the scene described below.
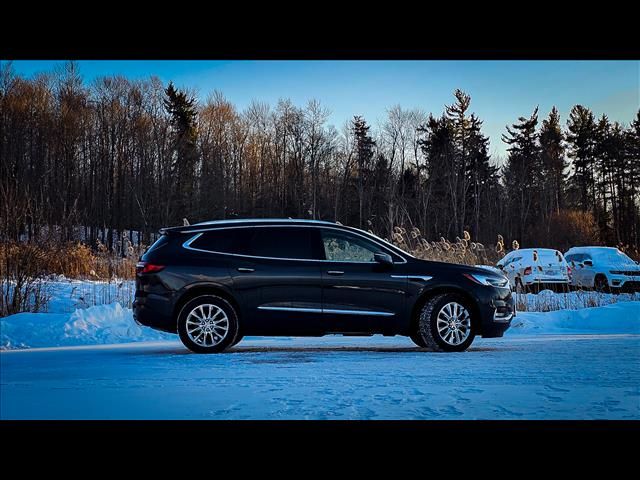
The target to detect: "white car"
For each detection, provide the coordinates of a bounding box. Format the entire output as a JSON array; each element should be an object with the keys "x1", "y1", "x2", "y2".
[
  {"x1": 496, "y1": 248, "x2": 571, "y2": 292},
  {"x1": 564, "y1": 246, "x2": 640, "y2": 292}
]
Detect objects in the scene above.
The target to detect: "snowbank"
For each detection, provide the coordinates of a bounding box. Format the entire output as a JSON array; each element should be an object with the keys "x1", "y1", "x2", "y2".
[
  {"x1": 515, "y1": 289, "x2": 640, "y2": 312},
  {"x1": 1, "y1": 303, "x2": 172, "y2": 350},
  {"x1": 2, "y1": 300, "x2": 638, "y2": 350},
  {"x1": 509, "y1": 301, "x2": 640, "y2": 335}
]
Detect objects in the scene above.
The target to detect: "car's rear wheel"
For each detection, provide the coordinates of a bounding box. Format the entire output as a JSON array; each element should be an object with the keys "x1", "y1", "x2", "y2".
[
  {"x1": 177, "y1": 295, "x2": 239, "y2": 353},
  {"x1": 414, "y1": 293, "x2": 476, "y2": 352},
  {"x1": 231, "y1": 334, "x2": 244, "y2": 347}
]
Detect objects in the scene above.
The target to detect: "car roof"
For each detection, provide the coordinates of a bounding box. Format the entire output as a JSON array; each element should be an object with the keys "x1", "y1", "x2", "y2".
[
  {"x1": 565, "y1": 246, "x2": 618, "y2": 253},
  {"x1": 194, "y1": 218, "x2": 337, "y2": 226},
  {"x1": 505, "y1": 248, "x2": 560, "y2": 255},
  {"x1": 161, "y1": 218, "x2": 340, "y2": 234}
]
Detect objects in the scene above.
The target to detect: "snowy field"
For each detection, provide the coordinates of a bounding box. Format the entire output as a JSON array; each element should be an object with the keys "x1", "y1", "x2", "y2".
[{"x1": 1, "y1": 278, "x2": 639, "y2": 419}]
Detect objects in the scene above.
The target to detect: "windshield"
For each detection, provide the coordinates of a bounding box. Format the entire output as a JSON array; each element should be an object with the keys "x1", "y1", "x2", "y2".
[{"x1": 353, "y1": 228, "x2": 415, "y2": 258}]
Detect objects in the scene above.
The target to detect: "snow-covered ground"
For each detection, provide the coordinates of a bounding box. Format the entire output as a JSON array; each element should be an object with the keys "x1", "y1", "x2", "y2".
[
  {"x1": 1, "y1": 278, "x2": 638, "y2": 419},
  {"x1": 2, "y1": 335, "x2": 638, "y2": 419}
]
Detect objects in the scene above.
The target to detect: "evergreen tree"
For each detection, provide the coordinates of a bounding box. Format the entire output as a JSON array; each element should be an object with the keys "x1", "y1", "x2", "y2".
[
  {"x1": 626, "y1": 111, "x2": 640, "y2": 249},
  {"x1": 566, "y1": 105, "x2": 597, "y2": 211},
  {"x1": 417, "y1": 114, "x2": 455, "y2": 238},
  {"x1": 539, "y1": 106, "x2": 566, "y2": 221},
  {"x1": 163, "y1": 81, "x2": 199, "y2": 225},
  {"x1": 352, "y1": 116, "x2": 376, "y2": 228},
  {"x1": 502, "y1": 107, "x2": 540, "y2": 242}
]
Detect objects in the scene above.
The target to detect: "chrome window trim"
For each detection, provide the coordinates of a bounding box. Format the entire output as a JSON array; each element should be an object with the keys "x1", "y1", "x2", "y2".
[
  {"x1": 181, "y1": 224, "x2": 408, "y2": 264},
  {"x1": 257, "y1": 306, "x2": 394, "y2": 316}
]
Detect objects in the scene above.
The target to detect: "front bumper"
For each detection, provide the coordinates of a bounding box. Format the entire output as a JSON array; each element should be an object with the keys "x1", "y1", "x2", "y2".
[
  {"x1": 476, "y1": 287, "x2": 515, "y2": 338},
  {"x1": 612, "y1": 280, "x2": 640, "y2": 292}
]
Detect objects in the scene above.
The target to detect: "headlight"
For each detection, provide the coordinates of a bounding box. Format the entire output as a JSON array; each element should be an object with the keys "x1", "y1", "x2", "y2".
[{"x1": 464, "y1": 273, "x2": 510, "y2": 288}]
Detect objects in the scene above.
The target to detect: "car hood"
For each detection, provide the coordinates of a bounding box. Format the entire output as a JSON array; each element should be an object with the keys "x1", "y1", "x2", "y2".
[{"x1": 407, "y1": 258, "x2": 506, "y2": 278}]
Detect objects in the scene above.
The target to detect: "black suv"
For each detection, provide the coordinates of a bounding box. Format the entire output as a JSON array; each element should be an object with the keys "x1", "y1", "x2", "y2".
[{"x1": 133, "y1": 219, "x2": 514, "y2": 353}]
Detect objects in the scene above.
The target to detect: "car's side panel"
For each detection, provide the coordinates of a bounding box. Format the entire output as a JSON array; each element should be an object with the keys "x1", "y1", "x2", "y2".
[
  {"x1": 230, "y1": 256, "x2": 324, "y2": 335},
  {"x1": 320, "y1": 262, "x2": 408, "y2": 334}
]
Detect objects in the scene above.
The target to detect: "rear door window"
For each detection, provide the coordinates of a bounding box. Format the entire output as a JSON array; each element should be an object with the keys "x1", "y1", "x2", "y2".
[{"x1": 246, "y1": 227, "x2": 316, "y2": 260}]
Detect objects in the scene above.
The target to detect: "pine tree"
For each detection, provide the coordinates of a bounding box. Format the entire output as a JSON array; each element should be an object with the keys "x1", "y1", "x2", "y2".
[
  {"x1": 626, "y1": 111, "x2": 640, "y2": 249},
  {"x1": 163, "y1": 82, "x2": 199, "y2": 225},
  {"x1": 566, "y1": 105, "x2": 597, "y2": 211},
  {"x1": 539, "y1": 107, "x2": 566, "y2": 220},
  {"x1": 417, "y1": 114, "x2": 455, "y2": 238},
  {"x1": 502, "y1": 107, "x2": 540, "y2": 242},
  {"x1": 352, "y1": 116, "x2": 376, "y2": 228},
  {"x1": 465, "y1": 114, "x2": 496, "y2": 241}
]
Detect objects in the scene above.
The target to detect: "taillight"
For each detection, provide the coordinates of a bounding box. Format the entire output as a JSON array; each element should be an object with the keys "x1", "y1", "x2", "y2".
[
  {"x1": 136, "y1": 262, "x2": 165, "y2": 274},
  {"x1": 567, "y1": 266, "x2": 572, "y2": 278},
  {"x1": 523, "y1": 266, "x2": 532, "y2": 275}
]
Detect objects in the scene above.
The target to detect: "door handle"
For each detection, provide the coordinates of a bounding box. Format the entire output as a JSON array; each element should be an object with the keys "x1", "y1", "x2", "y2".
[
  {"x1": 237, "y1": 267, "x2": 255, "y2": 273},
  {"x1": 327, "y1": 270, "x2": 344, "y2": 276}
]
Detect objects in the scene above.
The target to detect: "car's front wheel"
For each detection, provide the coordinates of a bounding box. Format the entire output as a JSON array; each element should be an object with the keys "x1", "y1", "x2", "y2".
[
  {"x1": 177, "y1": 295, "x2": 239, "y2": 353},
  {"x1": 413, "y1": 293, "x2": 476, "y2": 352},
  {"x1": 594, "y1": 275, "x2": 609, "y2": 293}
]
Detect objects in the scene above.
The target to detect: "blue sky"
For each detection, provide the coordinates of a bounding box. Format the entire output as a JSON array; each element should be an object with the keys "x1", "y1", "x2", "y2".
[{"x1": 7, "y1": 60, "x2": 639, "y2": 161}]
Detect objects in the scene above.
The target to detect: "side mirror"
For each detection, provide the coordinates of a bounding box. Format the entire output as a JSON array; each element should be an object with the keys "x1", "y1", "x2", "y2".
[
  {"x1": 583, "y1": 260, "x2": 593, "y2": 267},
  {"x1": 374, "y1": 252, "x2": 393, "y2": 266}
]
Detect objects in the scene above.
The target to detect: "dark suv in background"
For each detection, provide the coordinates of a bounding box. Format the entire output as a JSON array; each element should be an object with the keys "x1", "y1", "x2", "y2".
[{"x1": 133, "y1": 219, "x2": 514, "y2": 353}]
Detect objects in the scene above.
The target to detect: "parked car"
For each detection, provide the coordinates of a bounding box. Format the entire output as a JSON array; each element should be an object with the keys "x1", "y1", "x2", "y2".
[
  {"x1": 564, "y1": 246, "x2": 640, "y2": 292},
  {"x1": 496, "y1": 248, "x2": 571, "y2": 293},
  {"x1": 133, "y1": 219, "x2": 514, "y2": 353}
]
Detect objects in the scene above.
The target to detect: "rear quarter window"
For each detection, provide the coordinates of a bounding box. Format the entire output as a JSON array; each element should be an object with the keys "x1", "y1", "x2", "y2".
[
  {"x1": 145, "y1": 234, "x2": 169, "y2": 254},
  {"x1": 188, "y1": 229, "x2": 241, "y2": 254}
]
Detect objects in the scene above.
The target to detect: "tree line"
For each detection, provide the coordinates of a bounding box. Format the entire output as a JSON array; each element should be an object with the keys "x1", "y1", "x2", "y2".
[{"x1": 1, "y1": 62, "x2": 639, "y2": 255}]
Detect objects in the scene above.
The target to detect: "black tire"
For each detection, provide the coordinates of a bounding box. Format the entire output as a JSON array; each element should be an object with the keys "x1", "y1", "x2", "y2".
[
  {"x1": 231, "y1": 334, "x2": 244, "y2": 347},
  {"x1": 409, "y1": 331, "x2": 428, "y2": 348},
  {"x1": 177, "y1": 295, "x2": 239, "y2": 354},
  {"x1": 594, "y1": 275, "x2": 609, "y2": 293},
  {"x1": 414, "y1": 293, "x2": 477, "y2": 352}
]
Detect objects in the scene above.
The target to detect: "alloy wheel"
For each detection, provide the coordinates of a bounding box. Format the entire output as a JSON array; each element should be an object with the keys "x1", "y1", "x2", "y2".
[
  {"x1": 185, "y1": 304, "x2": 230, "y2": 347},
  {"x1": 436, "y1": 302, "x2": 471, "y2": 346}
]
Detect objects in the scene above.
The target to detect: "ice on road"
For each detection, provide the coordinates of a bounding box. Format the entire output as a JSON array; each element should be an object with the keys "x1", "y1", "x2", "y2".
[{"x1": 2, "y1": 335, "x2": 638, "y2": 419}]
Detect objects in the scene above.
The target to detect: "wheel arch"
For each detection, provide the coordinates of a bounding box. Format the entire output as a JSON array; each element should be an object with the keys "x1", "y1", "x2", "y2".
[
  {"x1": 172, "y1": 283, "x2": 241, "y2": 330},
  {"x1": 409, "y1": 286, "x2": 482, "y2": 335}
]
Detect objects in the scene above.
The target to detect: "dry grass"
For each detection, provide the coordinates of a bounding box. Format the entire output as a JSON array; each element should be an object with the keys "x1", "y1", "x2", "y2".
[
  {"x1": 0, "y1": 238, "x2": 145, "y2": 315},
  {"x1": 0, "y1": 243, "x2": 52, "y2": 316},
  {"x1": 387, "y1": 226, "x2": 506, "y2": 266}
]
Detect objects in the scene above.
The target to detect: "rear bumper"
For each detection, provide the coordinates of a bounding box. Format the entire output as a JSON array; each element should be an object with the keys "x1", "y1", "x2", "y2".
[
  {"x1": 132, "y1": 294, "x2": 177, "y2": 333},
  {"x1": 523, "y1": 278, "x2": 569, "y2": 284}
]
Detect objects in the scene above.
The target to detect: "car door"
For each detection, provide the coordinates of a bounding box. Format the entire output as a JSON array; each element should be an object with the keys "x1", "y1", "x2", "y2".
[
  {"x1": 318, "y1": 227, "x2": 408, "y2": 334},
  {"x1": 579, "y1": 254, "x2": 597, "y2": 287},
  {"x1": 566, "y1": 254, "x2": 582, "y2": 286},
  {"x1": 229, "y1": 226, "x2": 324, "y2": 335}
]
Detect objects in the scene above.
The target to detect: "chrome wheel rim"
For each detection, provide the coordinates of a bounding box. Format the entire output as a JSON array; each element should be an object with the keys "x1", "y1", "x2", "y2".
[
  {"x1": 436, "y1": 302, "x2": 471, "y2": 346},
  {"x1": 186, "y1": 304, "x2": 229, "y2": 347}
]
